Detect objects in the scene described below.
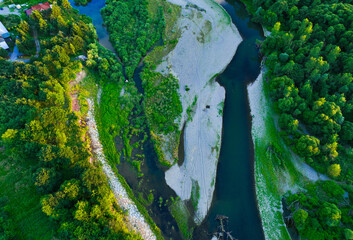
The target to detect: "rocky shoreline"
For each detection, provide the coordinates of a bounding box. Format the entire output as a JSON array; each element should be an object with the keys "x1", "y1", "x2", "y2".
[{"x1": 86, "y1": 99, "x2": 156, "y2": 240}]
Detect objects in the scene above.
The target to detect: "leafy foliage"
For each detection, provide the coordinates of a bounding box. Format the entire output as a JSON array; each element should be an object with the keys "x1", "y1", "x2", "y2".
[
  {"x1": 255, "y1": 0, "x2": 353, "y2": 181},
  {"x1": 251, "y1": 0, "x2": 353, "y2": 238},
  {"x1": 0, "y1": 4, "x2": 139, "y2": 239},
  {"x1": 101, "y1": 0, "x2": 165, "y2": 78},
  {"x1": 286, "y1": 181, "x2": 350, "y2": 240}
]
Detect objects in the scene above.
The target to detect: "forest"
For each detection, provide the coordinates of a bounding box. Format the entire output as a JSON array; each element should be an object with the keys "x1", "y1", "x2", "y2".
[
  {"x1": 251, "y1": 0, "x2": 353, "y2": 238},
  {"x1": 0, "y1": 1, "x2": 140, "y2": 239},
  {"x1": 101, "y1": 0, "x2": 165, "y2": 78}
]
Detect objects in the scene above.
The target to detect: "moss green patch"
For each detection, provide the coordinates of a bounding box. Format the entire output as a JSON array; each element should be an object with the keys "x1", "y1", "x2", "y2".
[
  {"x1": 217, "y1": 100, "x2": 224, "y2": 116},
  {"x1": 197, "y1": 20, "x2": 212, "y2": 43},
  {"x1": 191, "y1": 180, "x2": 200, "y2": 210},
  {"x1": 187, "y1": 96, "x2": 198, "y2": 122},
  {"x1": 205, "y1": 0, "x2": 231, "y2": 25},
  {"x1": 169, "y1": 199, "x2": 193, "y2": 239}
]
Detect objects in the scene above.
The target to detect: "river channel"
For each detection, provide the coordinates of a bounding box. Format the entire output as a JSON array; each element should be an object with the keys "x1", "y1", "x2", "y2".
[
  {"x1": 193, "y1": 1, "x2": 265, "y2": 239},
  {"x1": 70, "y1": 0, "x2": 265, "y2": 239}
]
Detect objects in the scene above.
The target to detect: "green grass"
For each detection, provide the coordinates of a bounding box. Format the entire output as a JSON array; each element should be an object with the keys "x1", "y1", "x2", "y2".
[
  {"x1": 206, "y1": 0, "x2": 232, "y2": 25},
  {"x1": 146, "y1": 0, "x2": 181, "y2": 65},
  {"x1": 0, "y1": 153, "x2": 57, "y2": 240},
  {"x1": 0, "y1": 15, "x2": 20, "y2": 29}
]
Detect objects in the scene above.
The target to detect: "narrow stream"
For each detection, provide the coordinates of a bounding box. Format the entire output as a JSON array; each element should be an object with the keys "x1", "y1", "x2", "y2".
[{"x1": 193, "y1": 1, "x2": 265, "y2": 239}]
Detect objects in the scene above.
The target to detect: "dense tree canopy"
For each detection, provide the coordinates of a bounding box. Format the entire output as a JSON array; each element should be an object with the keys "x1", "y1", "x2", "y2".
[
  {"x1": 0, "y1": 3, "x2": 139, "y2": 239},
  {"x1": 252, "y1": 0, "x2": 353, "y2": 238},
  {"x1": 255, "y1": 0, "x2": 353, "y2": 180},
  {"x1": 101, "y1": 0, "x2": 165, "y2": 78}
]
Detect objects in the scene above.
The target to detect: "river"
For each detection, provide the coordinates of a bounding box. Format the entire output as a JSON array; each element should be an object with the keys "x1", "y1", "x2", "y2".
[
  {"x1": 193, "y1": 1, "x2": 265, "y2": 239},
  {"x1": 70, "y1": 0, "x2": 265, "y2": 239}
]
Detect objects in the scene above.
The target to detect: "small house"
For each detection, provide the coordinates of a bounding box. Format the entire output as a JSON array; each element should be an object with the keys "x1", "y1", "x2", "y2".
[
  {"x1": 0, "y1": 22, "x2": 9, "y2": 39},
  {"x1": 15, "y1": 5, "x2": 21, "y2": 9},
  {"x1": 25, "y1": 2, "x2": 51, "y2": 16}
]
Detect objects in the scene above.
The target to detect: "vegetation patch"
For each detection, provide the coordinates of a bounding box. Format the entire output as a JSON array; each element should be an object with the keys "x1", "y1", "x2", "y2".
[
  {"x1": 0, "y1": 3, "x2": 142, "y2": 239},
  {"x1": 286, "y1": 180, "x2": 353, "y2": 239},
  {"x1": 139, "y1": 0, "x2": 183, "y2": 165},
  {"x1": 101, "y1": 0, "x2": 165, "y2": 78},
  {"x1": 251, "y1": 74, "x2": 302, "y2": 240},
  {"x1": 0, "y1": 153, "x2": 57, "y2": 239},
  {"x1": 169, "y1": 199, "x2": 193, "y2": 239},
  {"x1": 191, "y1": 180, "x2": 200, "y2": 210}
]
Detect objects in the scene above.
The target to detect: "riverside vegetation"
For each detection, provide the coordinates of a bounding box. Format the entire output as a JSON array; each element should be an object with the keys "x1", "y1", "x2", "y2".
[
  {"x1": 99, "y1": 0, "x2": 195, "y2": 238},
  {"x1": 101, "y1": 0, "x2": 183, "y2": 167},
  {"x1": 0, "y1": 1, "x2": 143, "y2": 239},
  {"x1": 245, "y1": 0, "x2": 353, "y2": 238}
]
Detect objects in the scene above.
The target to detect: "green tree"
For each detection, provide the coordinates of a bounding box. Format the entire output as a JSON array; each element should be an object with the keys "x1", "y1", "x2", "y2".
[
  {"x1": 341, "y1": 121, "x2": 353, "y2": 141},
  {"x1": 319, "y1": 202, "x2": 341, "y2": 227},
  {"x1": 296, "y1": 135, "x2": 320, "y2": 157},
  {"x1": 327, "y1": 164, "x2": 341, "y2": 178},
  {"x1": 279, "y1": 113, "x2": 299, "y2": 133},
  {"x1": 293, "y1": 209, "x2": 308, "y2": 231}
]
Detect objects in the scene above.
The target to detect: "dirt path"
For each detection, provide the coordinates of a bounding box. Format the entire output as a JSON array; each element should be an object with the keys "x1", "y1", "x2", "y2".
[{"x1": 69, "y1": 70, "x2": 86, "y2": 112}]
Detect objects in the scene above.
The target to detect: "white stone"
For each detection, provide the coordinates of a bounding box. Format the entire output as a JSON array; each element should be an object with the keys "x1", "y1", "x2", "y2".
[{"x1": 159, "y1": 0, "x2": 242, "y2": 223}]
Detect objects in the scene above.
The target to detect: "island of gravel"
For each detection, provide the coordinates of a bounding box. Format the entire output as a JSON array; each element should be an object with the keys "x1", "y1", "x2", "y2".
[{"x1": 156, "y1": 0, "x2": 242, "y2": 223}]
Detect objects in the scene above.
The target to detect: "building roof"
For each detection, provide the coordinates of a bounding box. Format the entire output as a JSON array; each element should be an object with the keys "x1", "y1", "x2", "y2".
[
  {"x1": 0, "y1": 22, "x2": 9, "y2": 39},
  {"x1": 26, "y1": 2, "x2": 51, "y2": 15},
  {"x1": 0, "y1": 38, "x2": 9, "y2": 50},
  {"x1": 25, "y1": 9, "x2": 33, "y2": 15}
]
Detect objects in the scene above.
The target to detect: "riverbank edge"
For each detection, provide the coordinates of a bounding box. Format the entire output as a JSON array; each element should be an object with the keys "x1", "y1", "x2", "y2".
[
  {"x1": 81, "y1": 70, "x2": 163, "y2": 240},
  {"x1": 236, "y1": 1, "x2": 292, "y2": 238},
  {"x1": 248, "y1": 69, "x2": 293, "y2": 240}
]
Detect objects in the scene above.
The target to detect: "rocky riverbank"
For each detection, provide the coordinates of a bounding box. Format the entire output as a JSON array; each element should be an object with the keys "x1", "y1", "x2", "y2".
[{"x1": 86, "y1": 99, "x2": 156, "y2": 240}]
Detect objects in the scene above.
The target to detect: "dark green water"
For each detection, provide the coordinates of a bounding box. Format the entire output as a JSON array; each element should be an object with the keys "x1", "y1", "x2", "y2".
[
  {"x1": 68, "y1": 0, "x2": 114, "y2": 51},
  {"x1": 193, "y1": 1, "x2": 265, "y2": 239},
  {"x1": 70, "y1": 0, "x2": 266, "y2": 239}
]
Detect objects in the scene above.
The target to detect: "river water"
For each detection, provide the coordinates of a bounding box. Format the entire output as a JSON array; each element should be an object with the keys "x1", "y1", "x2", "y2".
[
  {"x1": 193, "y1": 1, "x2": 265, "y2": 239},
  {"x1": 70, "y1": 0, "x2": 265, "y2": 239}
]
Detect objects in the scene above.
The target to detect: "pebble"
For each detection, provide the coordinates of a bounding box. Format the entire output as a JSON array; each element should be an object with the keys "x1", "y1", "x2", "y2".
[{"x1": 87, "y1": 98, "x2": 156, "y2": 240}]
